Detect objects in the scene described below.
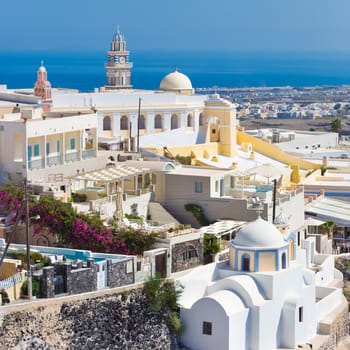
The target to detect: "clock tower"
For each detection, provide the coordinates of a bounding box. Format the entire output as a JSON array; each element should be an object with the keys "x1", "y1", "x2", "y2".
[{"x1": 105, "y1": 27, "x2": 133, "y2": 90}]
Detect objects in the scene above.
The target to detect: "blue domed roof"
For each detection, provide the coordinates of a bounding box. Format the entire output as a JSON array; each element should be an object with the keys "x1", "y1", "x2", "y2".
[{"x1": 233, "y1": 217, "x2": 287, "y2": 248}]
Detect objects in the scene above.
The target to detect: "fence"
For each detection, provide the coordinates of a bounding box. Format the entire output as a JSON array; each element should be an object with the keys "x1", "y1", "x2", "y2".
[{"x1": 0, "y1": 272, "x2": 22, "y2": 289}]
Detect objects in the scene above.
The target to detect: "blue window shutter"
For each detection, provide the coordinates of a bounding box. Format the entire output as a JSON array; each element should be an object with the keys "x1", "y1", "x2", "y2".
[
  {"x1": 27, "y1": 145, "x2": 32, "y2": 160},
  {"x1": 46, "y1": 143, "x2": 50, "y2": 155},
  {"x1": 34, "y1": 144, "x2": 40, "y2": 157},
  {"x1": 70, "y1": 138, "x2": 75, "y2": 150}
]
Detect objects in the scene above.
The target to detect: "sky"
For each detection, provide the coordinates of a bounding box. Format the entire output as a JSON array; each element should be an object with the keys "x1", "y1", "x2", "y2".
[{"x1": 1, "y1": 0, "x2": 350, "y2": 52}]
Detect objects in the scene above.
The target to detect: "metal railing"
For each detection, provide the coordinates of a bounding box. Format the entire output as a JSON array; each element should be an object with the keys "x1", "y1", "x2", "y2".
[
  {"x1": 82, "y1": 149, "x2": 96, "y2": 160},
  {"x1": 28, "y1": 158, "x2": 44, "y2": 170},
  {"x1": 47, "y1": 155, "x2": 62, "y2": 166},
  {"x1": 65, "y1": 151, "x2": 80, "y2": 163}
]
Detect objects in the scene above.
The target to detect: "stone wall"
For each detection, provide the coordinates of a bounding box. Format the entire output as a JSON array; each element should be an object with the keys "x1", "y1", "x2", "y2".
[
  {"x1": 107, "y1": 258, "x2": 134, "y2": 288},
  {"x1": 318, "y1": 302, "x2": 350, "y2": 350},
  {"x1": 171, "y1": 239, "x2": 202, "y2": 273},
  {"x1": 0, "y1": 287, "x2": 181, "y2": 350}
]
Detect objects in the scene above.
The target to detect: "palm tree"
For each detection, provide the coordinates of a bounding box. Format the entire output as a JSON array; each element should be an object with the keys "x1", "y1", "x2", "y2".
[
  {"x1": 331, "y1": 117, "x2": 342, "y2": 134},
  {"x1": 322, "y1": 220, "x2": 335, "y2": 241}
]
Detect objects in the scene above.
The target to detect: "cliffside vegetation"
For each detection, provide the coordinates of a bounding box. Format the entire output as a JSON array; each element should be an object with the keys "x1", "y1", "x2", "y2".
[{"x1": 144, "y1": 274, "x2": 184, "y2": 336}]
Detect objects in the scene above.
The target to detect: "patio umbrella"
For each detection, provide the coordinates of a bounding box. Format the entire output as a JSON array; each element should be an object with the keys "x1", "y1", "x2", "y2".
[
  {"x1": 230, "y1": 169, "x2": 250, "y2": 198},
  {"x1": 248, "y1": 163, "x2": 291, "y2": 182}
]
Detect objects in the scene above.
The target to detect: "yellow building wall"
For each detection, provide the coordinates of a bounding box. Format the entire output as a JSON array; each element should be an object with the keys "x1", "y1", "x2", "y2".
[
  {"x1": 204, "y1": 104, "x2": 237, "y2": 157},
  {"x1": 230, "y1": 246, "x2": 235, "y2": 269},
  {"x1": 237, "y1": 131, "x2": 319, "y2": 171},
  {"x1": 0, "y1": 260, "x2": 19, "y2": 279},
  {"x1": 258, "y1": 252, "x2": 276, "y2": 271},
  {"x1": 146, "y1": 143, "x2": 220, "y2": 161},
  {"x1": 0, "y1": 260, "x2": 24, "y2": 301}
]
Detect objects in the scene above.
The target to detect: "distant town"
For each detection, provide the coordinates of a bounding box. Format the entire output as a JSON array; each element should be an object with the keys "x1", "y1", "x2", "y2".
[{"x1": 196, "y1": 85, "x2": 350, "y2": 136}]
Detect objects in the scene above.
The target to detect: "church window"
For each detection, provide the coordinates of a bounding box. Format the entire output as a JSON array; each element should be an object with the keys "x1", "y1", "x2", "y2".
[
  {"x1": 202, "y1": 321, "x2": 212, "y2": 335},
  {"x1": 171, "y1": 114, "x2": 179, "y2": 129},
  {"x1": 195, "y1": 182, "x2": 203, "y2": 193},
  {"x1": 103, "y1": 116, "x2": 112, "y2": 131},
  {"x1": 199, "y1": 113, "x2": 204, "y2": 126},
  {"x1": 120, "y1": 115, "x2": 129, "y2": 130},
  {"x1": 155, "y1": 114, "x2": 163, "y2": 129},
  {"x1": 215, "y1": 180, "x2": 219, "y2": 192},
  {"x1": 242, "y1": 254, "x2": 250, "y2": 271},
  {"x1": 187, "y1": 114, "x2": 193, "y2": 127},
  {"x1": 298, "y1": 307, "x2": 303, "y2": 322},
  {"x1": 139, "y1": 115, "x2": 146, "y2": 129},
  {"x1": 282, "y1": 252, "x2": 287, "y2": 269}
]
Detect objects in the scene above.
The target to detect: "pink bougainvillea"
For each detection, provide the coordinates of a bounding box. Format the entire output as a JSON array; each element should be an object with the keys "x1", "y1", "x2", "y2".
[{"x1": 0, "y1": 187, "x2": 150, "y2": 255}]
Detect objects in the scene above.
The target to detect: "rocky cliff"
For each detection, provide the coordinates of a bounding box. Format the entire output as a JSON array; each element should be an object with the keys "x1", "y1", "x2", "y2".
[{"x1": 0, "y1": 288, "x2": 180, "y2": 350}]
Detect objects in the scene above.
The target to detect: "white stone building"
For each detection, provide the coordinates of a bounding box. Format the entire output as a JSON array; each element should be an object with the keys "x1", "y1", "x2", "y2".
[{"x1": 178, "y1": 217, "x2": 347, "y2": 350}]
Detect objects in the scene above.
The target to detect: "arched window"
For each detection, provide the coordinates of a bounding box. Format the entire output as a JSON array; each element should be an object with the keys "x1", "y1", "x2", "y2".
[
  {"x1": 282, "y1": 252, "x2": 287, "y2": 269},
  {"x1": 187, "y1": 114, "x2": 193, "y2": 127},
  {"x1": 171, "y1": 114, "x2": 179, "y2": 129},
  {"x1": 187, "y1": 245, "x2": 198, "y2": 259},
  {"x1": 199, "y1": 113, "x2": 204, "y2": 126},
  {"x1": 120, "y1": 115, "x2": 129, "y2": 130},
  {"x1": 139, "y1": 115, "x2": 146, "y2": 130},
  {"x1": 155, "y1": 114, "x2": 163, "y2": 129},
  {"x1": 242, "y1": 254, "x2": 250, "y2": 272},
  {"x1": 103, "y1": 116, "x2": 112, "y2": 131}
]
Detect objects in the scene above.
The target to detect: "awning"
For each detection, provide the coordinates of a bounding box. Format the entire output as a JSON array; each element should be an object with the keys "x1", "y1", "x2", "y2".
[
  {"x1": 305, "y1": 197, "x2": 350, "y2": 227},
  {"x1": 70, "y1": 165, "x2": 150, "y2": 182}
]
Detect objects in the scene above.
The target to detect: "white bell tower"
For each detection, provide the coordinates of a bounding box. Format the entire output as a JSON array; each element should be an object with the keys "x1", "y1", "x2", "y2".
[{"x1": 105, "y1": 26, "x2": 133, "y2": 90}]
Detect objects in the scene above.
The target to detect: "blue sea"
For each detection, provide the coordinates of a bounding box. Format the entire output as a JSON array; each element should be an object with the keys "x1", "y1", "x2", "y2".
[{"x1": 1, "y1": 50, "x2": 350, "y2": 92}]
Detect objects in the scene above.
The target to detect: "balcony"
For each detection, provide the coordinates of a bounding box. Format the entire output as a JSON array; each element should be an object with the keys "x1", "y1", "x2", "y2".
[
  {"x1": 65, "y1": 151, "x2": 80, "y2": 163},
  {"x1": 47, "y1": 155, "x2": 62, "y2": 167},
  {"x1": 82, "y1": 149, "x2": 96, "y2": 160},
  {"x1": 28, "y1": 158, "x2": 44, "y2": 170}
]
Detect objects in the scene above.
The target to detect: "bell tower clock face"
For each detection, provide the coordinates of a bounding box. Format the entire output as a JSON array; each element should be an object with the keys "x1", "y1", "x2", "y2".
[{"x1": 119, "y1": 56, "x2": 125, "y2": 64}]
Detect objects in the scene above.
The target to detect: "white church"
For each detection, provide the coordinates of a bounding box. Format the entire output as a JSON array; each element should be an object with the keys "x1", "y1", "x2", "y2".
[{"x1": 177, "y1": 217, "x2": 347, "y2": 350}]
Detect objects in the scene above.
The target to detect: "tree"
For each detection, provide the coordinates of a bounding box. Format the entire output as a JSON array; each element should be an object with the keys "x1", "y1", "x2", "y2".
[
  {"x1": 322, "y1": 220, "x2": 335, "y2": 241},
  {"x1": 331, "y1": 117, "x2": 342, "y2": 133}
]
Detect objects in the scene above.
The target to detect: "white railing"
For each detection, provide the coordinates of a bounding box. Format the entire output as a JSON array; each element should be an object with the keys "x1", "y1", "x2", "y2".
[{"x1": 0, "y1": 272, "x2": 22, "y2": 289}]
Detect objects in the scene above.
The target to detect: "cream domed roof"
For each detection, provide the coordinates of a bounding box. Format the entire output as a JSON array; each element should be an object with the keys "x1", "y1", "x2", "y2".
[
  {"x1": 160, "y1": 69, "x2": 193, "y2": 91},
  {"x1": 233, "y1": 217, "x2": 286, "y2": 248}
]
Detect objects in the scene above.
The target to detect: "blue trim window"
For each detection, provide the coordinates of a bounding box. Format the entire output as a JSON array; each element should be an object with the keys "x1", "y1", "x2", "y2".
[
  {"x1": 195, "y1": 181, "x2": 203, "y2": 193},
  {"x1": 242, "y1": 254, "x2": 250, "y2": 272},
  {"x1": 56, "y1": 140, "x2": 60, "y2": 153},
  {"x1": 70, "y1": 138, "x2": 76, "y2": 150},
  {"x1": 282, "y1": 252, "x2": 287, "y2": 269},
  {"x1": 46, "y1": 143, "x2": 50, "y2": 155},
  {"x1": 34, "y1": 144, "x2": 40, "y2": 157}
]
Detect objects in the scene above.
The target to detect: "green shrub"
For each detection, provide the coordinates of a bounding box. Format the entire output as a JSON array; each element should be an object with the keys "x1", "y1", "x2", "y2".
[
  {"x1": 167, "y1": 311, "x2": 184, "y2": 336},
  {"x1": 203, "y1": 234, "x2": 221, "y2": 256},
  {"x1": 184, "y1": 203, "x2": 210, "y2": 226},
  {"x1": 21, "y1": 279, "x2": 41, "y2": 297},
  {"x1": 144, "y1": 275, "x2": 184, "y2": 335},
  {"x1": 71, "y1": 193, "x2": 87, "y2": 203}
]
